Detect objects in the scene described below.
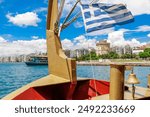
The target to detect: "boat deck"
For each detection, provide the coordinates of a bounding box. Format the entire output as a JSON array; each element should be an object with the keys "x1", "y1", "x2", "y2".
[
  {"x1": 92, "y1": 85, "x2": 150, "y2": 100},
  {"x1": 2, "y1": 75, "x2": 150, "y2": 100}
]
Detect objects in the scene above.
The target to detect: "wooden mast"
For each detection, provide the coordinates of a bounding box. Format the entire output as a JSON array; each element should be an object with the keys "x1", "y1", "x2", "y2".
[{"x1": 46, "y1": 0, "x2": 77, "y2": 83}]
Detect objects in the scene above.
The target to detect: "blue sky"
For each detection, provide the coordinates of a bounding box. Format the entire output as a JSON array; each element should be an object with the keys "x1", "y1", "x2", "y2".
[
  {"x1": 0, "y1": 0, "x2": 150, "y2": 56},
  {"x1": 0, "y1": 0, "x2": 47, "y2": 41}
]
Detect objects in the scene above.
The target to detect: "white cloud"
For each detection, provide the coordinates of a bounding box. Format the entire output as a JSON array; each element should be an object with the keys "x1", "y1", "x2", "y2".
[
  {"x1": 118, "y1": 28, "x2": 130, "y2": 33},
  {"x1": 74, "y1": 35, "x2": 96, "y2": 49},
  {"x1": 0, "y1": 31, "x2": 146, "y2": 57},
  {"x1": 107, "y1": 31, "x2": 146, "y2": 47},
  {"x1": 118, "y1": 25, "x2": 150, "y2": 33},
  {"x1": 31, "y1": 36, "x2": 39, "y2": 39},
  {"x1": 0, "y1": 36, "x2": 7, "y2": 43},
  {"x1": 0, "y1": 35, "x2": 96, "y2": 56},
  {"x1": 6, "y1": 12, "x2": 41, "y2": 27},
  {"x1": 135, "y1": 25, "x2": 150, "y2": 32},
  {"x1": 62, "y1": 31, "x2": 146, "y2": 50},
  {"x1": 0, "y1": 37, "x2": 46, "y2": 57},
  {"x1": 148, "y1": 34, "x2": 150, "y2": 38},
  {"x1": 0, "y1": 31, "x2": 97, "y2": 56},
  {"x1": 61, "y1": 39, "x2": 74, "y2": 49},
  {"x1": 33, "y1": 7, "x2": 47, "y2": 13},
  {"x1": 74, "y1": 21, "x2": 84, "y2": 28},
  {"x1": 62, "y1": 35, "x2": 96, "y2": 50},
  {"x1": 101, "y1": 0, "x2": 150, "y2": 16}
]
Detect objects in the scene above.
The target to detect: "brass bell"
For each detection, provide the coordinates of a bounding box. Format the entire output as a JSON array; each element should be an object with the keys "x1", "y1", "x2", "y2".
[
  {"x1": 126, "y1": 68, "x2": 140, "y2": 99},
  {"x1": 126, "y1": 73, "x2": 140, "y2": 84}
]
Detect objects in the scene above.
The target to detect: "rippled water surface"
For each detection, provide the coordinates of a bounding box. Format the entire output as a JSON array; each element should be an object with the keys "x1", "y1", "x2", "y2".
[{"x1": 0, "y1": 63, "x2": 149, "y2": 98}]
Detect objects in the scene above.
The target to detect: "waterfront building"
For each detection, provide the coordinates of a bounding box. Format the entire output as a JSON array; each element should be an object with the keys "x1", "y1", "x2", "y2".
[
  {"x1": 70, "y1": 49, "x2": 90, "y2": 58},
  {"x1": 0, "y1": 57, "x2": 4, "y2": 62},
  {"x1": 70, "y1": 50, "x2": 77, "y2": 58},
  {"x1": 67, "y1": 48, "x2": 95, "y2": 58},
  {"x1": 124, "y1": 45, "x2": 132, "y2": 54},
  {"x1": 132, "y1": 47, "x2": 144, "y2": 55},
  {"x1": 76, "y1": 49, "x2": 90, "y2": 58},
  {"x1": 0, "y1": 54, "x2": 45, "y2": 63},
  {"x1": 96, "y1": 40, "x2": 110, "y2": 55},
  {"x1": 110, "y1": 46, "x2": 124, "y2": 56},
  {"x1": 144, "y1": 43, "x2": 150, "y2": 48}
]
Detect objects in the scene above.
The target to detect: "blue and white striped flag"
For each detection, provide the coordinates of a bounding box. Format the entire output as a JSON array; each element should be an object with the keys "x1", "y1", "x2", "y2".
[{"x1": 80, "y1": 3, "x2": 134, "y2": 35}]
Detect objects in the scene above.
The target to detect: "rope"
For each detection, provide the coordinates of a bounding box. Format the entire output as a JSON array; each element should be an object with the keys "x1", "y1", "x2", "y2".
[
  {"x1": 57, "y1": 0, "x2": 66, "y2": 23},
  {"x1": 89, "y1": 48, "x2": 98, "y2": 96},
  {"x1": 61, "y1": 0, "x2": 80, "y2": 27},
  {"x1": 58, "y1": 0, "x2": 101, "y2": 96},
  {"x1": 86, "y1": 35, "x2": 98, "y2": 97},
  {"x1": 61, "y1": 12, "x2": 81, "y2": 30},
  {"x1": 59, "y1": 0, "x2": 99, "y2": 34},
  {"x1": 79, "y1": 0, "x2": 99, "y2": 96}
]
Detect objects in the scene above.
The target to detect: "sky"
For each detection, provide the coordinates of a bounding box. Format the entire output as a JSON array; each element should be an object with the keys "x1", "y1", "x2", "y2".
[{"x1": 0, "y1": 0, "x2": 150, "y2": 56}]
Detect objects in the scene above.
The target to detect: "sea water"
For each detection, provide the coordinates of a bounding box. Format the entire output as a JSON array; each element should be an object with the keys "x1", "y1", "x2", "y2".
[{"x1": 0, "y1": 63, "x2": 149, "y2": 99}]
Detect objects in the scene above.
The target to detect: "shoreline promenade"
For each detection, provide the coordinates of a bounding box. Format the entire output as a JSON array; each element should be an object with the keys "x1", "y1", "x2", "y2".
[{"x1": 77, "y1": 61, "x2": 150, "y2": 67}]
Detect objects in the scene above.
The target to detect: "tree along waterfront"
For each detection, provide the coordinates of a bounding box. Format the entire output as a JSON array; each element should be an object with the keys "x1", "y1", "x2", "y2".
[{"x1": 77, "y1": 48, "x2": 150, "y2": 61}]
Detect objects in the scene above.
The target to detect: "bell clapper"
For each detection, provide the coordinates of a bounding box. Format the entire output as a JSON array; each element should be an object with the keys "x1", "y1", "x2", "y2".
[{"x1": 132, "y1": 84, "x2": 135, "y2": 99}]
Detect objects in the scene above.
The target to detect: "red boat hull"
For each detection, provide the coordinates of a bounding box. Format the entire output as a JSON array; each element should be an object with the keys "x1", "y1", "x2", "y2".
[{"x1": 13, "y1": 79, "x2": 110, "y2": 100}]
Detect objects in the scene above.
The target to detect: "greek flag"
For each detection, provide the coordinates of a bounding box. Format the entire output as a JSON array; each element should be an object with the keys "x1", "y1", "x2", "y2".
[{"x1": 80, "y1": 3, "x2": 134, "y2": 35}]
